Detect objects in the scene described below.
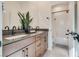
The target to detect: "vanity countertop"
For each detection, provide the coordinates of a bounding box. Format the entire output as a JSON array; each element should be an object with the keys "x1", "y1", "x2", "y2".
[{"x1": 3, "y1": 31, "x2": 45, "y2": 46}]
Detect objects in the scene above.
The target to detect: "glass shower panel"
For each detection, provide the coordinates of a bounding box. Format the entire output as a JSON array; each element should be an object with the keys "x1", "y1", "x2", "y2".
[{"x1": 75, "y1": 1, "x2": 79, "y2": 57}]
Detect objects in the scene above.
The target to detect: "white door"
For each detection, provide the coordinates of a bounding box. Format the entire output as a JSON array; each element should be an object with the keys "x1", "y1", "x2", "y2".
[
  {"x1": 52, "y1": 11, "x2": 69, "y2": 46},
  {"x1": 27, "y1": 43, "x2": 35, "y2": 57}
]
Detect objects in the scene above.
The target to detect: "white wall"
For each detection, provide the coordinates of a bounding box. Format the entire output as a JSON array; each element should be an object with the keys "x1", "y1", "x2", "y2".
[
  {"x1": 3, "y1": 2, "x2": 22, "y2": 29},
  {"x1": 20, "y1": 1, "x2": 51, "y2": 29},
  {"x1": 3, "y1": 1, "x2": 50, "y2": 29}
]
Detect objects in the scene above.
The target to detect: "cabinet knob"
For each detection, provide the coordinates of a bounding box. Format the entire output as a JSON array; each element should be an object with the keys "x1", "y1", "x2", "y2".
[
  {"x1": 22, "y1": 50, "x2": 25, "y2": 52},
  {"x1": 26, "y1": 48, "x2": 28, "y2": 57},
  {"x1": 22, "y1": 50, "x2": 25, "y2": 57}
]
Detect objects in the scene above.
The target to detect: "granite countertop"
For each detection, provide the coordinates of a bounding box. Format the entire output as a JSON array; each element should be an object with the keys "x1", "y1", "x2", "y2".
[{"x1": 3, "y1": 31, "x2": 44, "y2": 46}]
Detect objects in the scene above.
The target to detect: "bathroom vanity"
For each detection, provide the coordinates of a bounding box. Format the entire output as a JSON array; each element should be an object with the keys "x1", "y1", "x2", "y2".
[{"x1": 3, "y1": 31, "x2": 48, "y2": 57}]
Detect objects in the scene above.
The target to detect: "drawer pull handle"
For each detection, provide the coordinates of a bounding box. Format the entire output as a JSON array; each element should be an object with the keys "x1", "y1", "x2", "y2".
[
  {"x1": 22, "y1": 50, "x2": 25, "y2": 57},
  {"x1": 26, "y1": 48, "x2": 28, "y2": 57},
  {"x1": 22, "y1": 50, "x2": 25, "y2": 52}
]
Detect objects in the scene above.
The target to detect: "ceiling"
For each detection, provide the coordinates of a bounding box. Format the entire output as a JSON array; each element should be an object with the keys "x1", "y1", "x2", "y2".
[{"x1": 15, "y1": 1, "x2": 69, "y2": 6}]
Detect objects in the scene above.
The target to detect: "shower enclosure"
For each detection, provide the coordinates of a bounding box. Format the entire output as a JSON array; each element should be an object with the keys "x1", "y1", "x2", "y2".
[
  {"x1": 74, "y1": 1, "x2": 79, "y2": 57},
  {"x1": 63, "y1": 2, "x2": 79, "y2": 57},
  {"x1": 51, "y1": 1, "x2": 79, "y2": 57},
  {"x1": 51, "y1": 3, "x2": 70, "y2": 57}
]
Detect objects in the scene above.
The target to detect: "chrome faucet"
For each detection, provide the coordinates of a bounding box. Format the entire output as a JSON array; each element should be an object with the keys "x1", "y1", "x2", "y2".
[
  {"x1": 12, "y1": 26, "x2": 16, "y2": 35},
  {"x1": 5, "y1": 26, "x2": 9, "y2": 30},
  {"x1": 35, "y1": 26, "x2": 39, "y2": 31}
]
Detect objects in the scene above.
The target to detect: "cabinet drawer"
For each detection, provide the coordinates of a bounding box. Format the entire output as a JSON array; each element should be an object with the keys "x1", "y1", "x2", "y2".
[{"x1": 3, "y1": 37, "x2": 35, "y2": 57}]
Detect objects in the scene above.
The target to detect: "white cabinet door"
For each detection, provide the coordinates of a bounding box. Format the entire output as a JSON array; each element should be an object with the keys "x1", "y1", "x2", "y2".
[
  {"x1": 41, "y1": 35, "x2": 45, "y2": 54},
  {"x1": 44, "y1": 32, "x2": 48, "y2": 50},
  {"x1": 27, "y1": 42, "x2": 36, "y2": 57},
  {"x1": 36, "y1": 40, "x2": 41, "y2": 57},
  {"x1": 8, "y1": 49, "x2": 24, "y2": 57},
  {"x1": 9, "y1": 48, "x2": 29, "y2": 57},
  {"x1": 36, "y1": 34, "x2": 42, "y2": 57},
  {"x1": 41, "y1": 32, "x2": 48, "y2": 55}
]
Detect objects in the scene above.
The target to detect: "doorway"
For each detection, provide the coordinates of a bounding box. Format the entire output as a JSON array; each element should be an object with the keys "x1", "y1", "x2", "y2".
[
  {"x1": 52, "y1": 10, "x2": 69, "y2": 46},
  {"x1": 51, "y1": 3, "x2": 70, "y2": 57}
]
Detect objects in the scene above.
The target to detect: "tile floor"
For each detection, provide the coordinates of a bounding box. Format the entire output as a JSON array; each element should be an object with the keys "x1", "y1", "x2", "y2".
[{"x1": 43, "y1": 44, "x2": 69, "y2": 57}]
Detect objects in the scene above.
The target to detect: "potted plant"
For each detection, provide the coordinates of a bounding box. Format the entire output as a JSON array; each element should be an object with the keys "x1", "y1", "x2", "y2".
[{"x1": 18, "y1": 11, "x2": 33, "y2": 33}]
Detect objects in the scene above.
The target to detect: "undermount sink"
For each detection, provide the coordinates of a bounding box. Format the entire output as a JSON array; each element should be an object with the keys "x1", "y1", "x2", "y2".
[{"x1": 5, "y1": 35, "x2": 26, "y2": 40}]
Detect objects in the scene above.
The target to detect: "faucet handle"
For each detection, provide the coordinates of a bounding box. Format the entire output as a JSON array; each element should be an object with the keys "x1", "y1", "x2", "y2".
[
  {"x1": 5, "y1": 26, "x2": 9, "y2": 30},
  {"x1": 12, "y1": 26, "x2": 16, "y2": 30},
  {"x1": 35, "y1": 26, "x2": 40, "y2": 31},
  {"x1": 36, "y1": 26, "x2": 39, "y2": 29}
]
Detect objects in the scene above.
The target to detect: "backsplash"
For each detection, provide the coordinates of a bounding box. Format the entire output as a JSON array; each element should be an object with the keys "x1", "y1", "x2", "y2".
[
  {"x1": 2, "y1": 30, "x2": 24, "y2": 35},
  {"x1": 3, "y1": 29, "x2": 49, "y2": 35}
]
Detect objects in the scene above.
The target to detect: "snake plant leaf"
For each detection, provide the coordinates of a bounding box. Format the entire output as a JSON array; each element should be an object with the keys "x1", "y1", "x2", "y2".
[
  {"x1": 18, "y1": 12, "x2": 26, "y2": 29},
  {"x1": 29, "y1": 18, "x2": 33, "y2": 24},
  {"x1": 26, "y1": 11, "x2": 29, "y2": 24},
  {"x1": 18, "y1": 11, "x2": 33, "y2": 29},
  {"x1": 18, "y1": 12, "x2": 23, "y2": 20},
  {"x1": 18, "y1": 12, "x2": 23, "y2": 24}
]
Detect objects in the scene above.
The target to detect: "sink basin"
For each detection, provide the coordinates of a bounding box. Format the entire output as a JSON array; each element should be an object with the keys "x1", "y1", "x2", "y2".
[{"x1": 5, "y1": 35, "x2": 26, "y2": 40}]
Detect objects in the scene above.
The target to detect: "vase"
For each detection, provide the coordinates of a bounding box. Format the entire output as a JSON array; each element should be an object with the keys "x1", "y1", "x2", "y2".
[{"x1": 24, "y1": 27, "x2": 30, "y2": 33}]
